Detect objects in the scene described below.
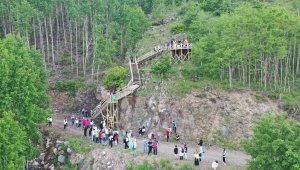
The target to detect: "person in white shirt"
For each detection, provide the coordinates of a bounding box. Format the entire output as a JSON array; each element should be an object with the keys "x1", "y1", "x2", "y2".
[
  {"x1": 63, "y1": 118, "x2": 68, "y2": 130},
  {"x1": 212, "y1": 160, "x2": 219, "y2": 170},
  {"x1": 75, "y1": 118, "x2": 79, "y2": 127},
  {"x1": 222, "y1": 148, "x2": 227, "y2": 165},
  {"x1": 47, "y1": 117, "x2": 52, "y2": 127}
]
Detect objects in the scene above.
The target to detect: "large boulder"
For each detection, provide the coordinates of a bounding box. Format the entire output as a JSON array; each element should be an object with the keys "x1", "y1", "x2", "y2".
[{"x1": 58, "y1": 155, "x2": 65, "y2": 164}]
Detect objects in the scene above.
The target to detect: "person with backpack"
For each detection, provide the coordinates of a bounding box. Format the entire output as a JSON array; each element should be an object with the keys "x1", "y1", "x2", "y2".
[
  {"x1": 194, "y1": 151, "x2": 200, "y2": 166},
  {"x1": 153, "y1": 140, "x2": 159, "y2": 155},
  {"x1": 222, "y1": 148, "x2": 227, "y2": 165},
  {"x1": 63, "y1": 117, "x2": 68, "y2": 130},
  {"x1": 166, "y1": 128, "x2": 171, "y2": 142},
  {"x1": 174, "y1": 145, "x2": 179, "y2": 159}
]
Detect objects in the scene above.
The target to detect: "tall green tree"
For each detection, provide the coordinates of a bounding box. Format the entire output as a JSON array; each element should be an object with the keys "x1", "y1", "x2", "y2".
[
  {"x1": 243, "y1": 114, "x2": 300, "y2": 170},
  {"x1": 0, "y1": 35, "x2": 50, "y2": 158},
  {"x1": 0, "y1": 112, "x2": 27, "y2": 170}
]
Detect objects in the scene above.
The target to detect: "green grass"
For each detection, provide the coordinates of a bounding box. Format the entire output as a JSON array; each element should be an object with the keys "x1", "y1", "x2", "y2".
[{"x1": 68, "y1": 137, "x2": 94, "y2": 154}]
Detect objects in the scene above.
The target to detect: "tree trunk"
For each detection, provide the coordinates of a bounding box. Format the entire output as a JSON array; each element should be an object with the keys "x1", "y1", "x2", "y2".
[
  {"x1": 84, "y1": 17, "x2": 89, "y2": 77},
  {"x1": 75, "y1": 20, "x2": 79, "y2": 77},
  {"x1": 56, "y1": 7, "x2": 60, "y2": 62},
  {"x1": 38, "y1": 19, "x2": 46, "y2": 68},
  {"x1": 69, "y1": 18, "x2": 73, "y2": 74},
  {"x1": 33, "y1": 19, "x2": 37, "y2": 50},
  {"x1": 49, "y1": 16, "x2": 55, "y2": 65},
  {"x1": 61, "y1": 4, "x2": 67, "y2": 47},
  {"x1": 44, "y1": 17, "x2": 50, "y2": 64}
]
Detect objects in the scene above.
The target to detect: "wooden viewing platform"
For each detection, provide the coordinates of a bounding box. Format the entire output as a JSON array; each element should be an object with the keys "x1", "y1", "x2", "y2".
[{"x1": 92, "y1": 46, "x2": 192, "y2": 127}]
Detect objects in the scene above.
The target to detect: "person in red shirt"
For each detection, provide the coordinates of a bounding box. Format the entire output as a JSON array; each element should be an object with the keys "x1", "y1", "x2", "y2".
[
  {"x1": 153, "y1": 140, "x2": 159, "y2": 155},
  {"x1": 166, "y1": 128, "x2": 171, "y2": 142},
  {"x1": 99, "y1": 131, "x2": 103, "y2": 143}
]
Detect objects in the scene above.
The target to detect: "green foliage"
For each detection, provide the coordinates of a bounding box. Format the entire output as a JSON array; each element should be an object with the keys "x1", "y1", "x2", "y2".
[
  {"x1": 54, "y1": 80, "x2": 84, "y2": 96},
  {"x1": 0, "y1": 35, "x2": 50, "y2": 160},
  {"x1": 103, "y1": 66, "x2": 128, "y2": 90},
  {"x1": 0, "y1": 112, "x2": 27, "y2": 170},
  {"x1": 69, "y1": 137, "x2": 93, "y2": 154},
  {"x1": 128, "y1": 160, "x2": 195, "y2": 170},
  {"x1": 170, "y1": 23, "x2": 185, "y2": 34},
  {"x1": 151, "y1": 57, "x2": 172, "y2": 76},
  {"x1": 243, "y1": 114, "x2": 300, "y2": 170}
]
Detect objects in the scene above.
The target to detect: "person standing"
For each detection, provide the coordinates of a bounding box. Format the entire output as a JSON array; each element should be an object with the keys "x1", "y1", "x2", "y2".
[
  {"x1": 212, "y1": 160, "x2": 219, "y2": 170},
  {"x1": 222, "y1": 148, "x2": 227, "y2": 165},
  {"x1": 71, "y1": 114, "x2": 75, "y2": 126},
  {"x1": 179, "y1": 147, "x2": 184, "y2": 160},
  {"x1": 198, "y1": 138, "x2": 203, "y2": 147},
  {"x1": 174, "y1": 145, "x2": 179, "y2": 159},
  {"x1": 75, "y1": 117, "x2": 79, "y2": 127},
  {"x1": 47, "y1": 117, "x2": 52, "y2": 127},
  {"x1": 172, "y1": 121, "x2": 177, "y2": 133},
  {"x1": 143, "y1": 139, "x2": 148, "y2": 153},
  {"x1": 89, "y1": 126, "x2": 93, "y2": 137},
  {"x1": 99, "y1": 131, "x2": 103, "y2": 143},
  {"x1": 153, "y1": 140, "x2": 158, "y2": 155},
  {"x1": 184, "y1": 143, "x2": 188, "y2": 160},
  {"x1": 133, "y1": 138, "x2": 137, "y2": 150},
  {"x1": 63, "y1": 118, "x2": 68, "y2": 130},
  {"x1": 166, "y1": 128, "x2": 171, "y2": 142},
  {"x1": 194, "y1": 151, "x2": 200, "y2": 166},
  {"x1": 109, "y1": 135, "x2": 114, "y2": 148},
  {"x1": 148, "y1": 140, "x2": 153, "y2": 155},
  {"x1": 90, "y1": 120, "x2": 94, "y2": 129}
]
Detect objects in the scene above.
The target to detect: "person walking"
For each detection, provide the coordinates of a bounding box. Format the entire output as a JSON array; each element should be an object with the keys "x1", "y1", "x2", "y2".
[
  {"x1": 153, "y1": 140, "x2": 158, "y2": 155},
  {"x1": 99, "y1": 131, "x2": 103, "y2": 143},
  {"x1": 198, "y1": 138, "x2": 203, "y2": 146},
  {"x1": 47, "y1": 117, "x2": 52, "y2": 127},
  {"x1": 174, "y1": 145, "x2": 179, "y2": 159},
  {"x1": 222, "y1": 148, "x2": 227, "y2": 165},
  {"x1": 89, "y1": 126, "x2": 93, "y2": 137},
  {"x1": 166, "y1": 128, "x2": 171, "y2": 142},
  {"x1": 63, "y1": 118, "x2": 68, "y2": 130},
  {"x1": 148, "y1": 140, "x2": 153, "y2": 155},
  {"x1": 172, "y1": 121, "x2": 177, "y2": 133}
]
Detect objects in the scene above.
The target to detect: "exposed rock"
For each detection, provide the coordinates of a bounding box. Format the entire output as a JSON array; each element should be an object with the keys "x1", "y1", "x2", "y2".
[
  {"x1": 38, "y1": 153, "x2": 45, "y2": 161},
  {"x1": 67, "y1": 147, "x2": 72, "y2": 154},
  {"x1": 49, "y1": 164, "x2": 55, "y2": 170},
  {"x1": 64, "y1": 141, "x2": 70, "y2": 146},
  {"x1": 56, "y1": 140, "x2": 64, "y2": 145},
  {"x1": 70, "y1": 153, "x2": 84, "y2": 165},
  {"x1": 53, "y1": 148, "x2": 58, "y2": 155},
  {"x1": 58, "y1": 155, "x2": 65, "y2": 164},
  {"x1": 221, "y1": 127, "x2": 230, "y2": 137},
  {"x1": 43, "y1": 163, "x2": 49, "y2": 169}
]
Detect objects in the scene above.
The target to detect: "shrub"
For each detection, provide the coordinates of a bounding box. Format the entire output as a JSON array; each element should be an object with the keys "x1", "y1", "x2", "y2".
[
  {"x1": 54, "y1": 80, "x2": 84, "y2": 96},
  {"x1": 170, "y1": 23, "x2": 185, "y2": 34},
  {"x1": 151, "y1": 57, "x2": 172, "y2": 76},
  {"x1": 103, "y1": 66, "x2": 128, "y2": 90}
]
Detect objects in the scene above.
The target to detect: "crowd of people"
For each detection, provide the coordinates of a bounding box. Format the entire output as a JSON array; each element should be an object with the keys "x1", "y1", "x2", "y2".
[
  {"x1": 47, "y1": 113, "x2": 228, "y2": 169},
  {"x1": 153, "y1": 38, "x2": 191, "y2": 52}
]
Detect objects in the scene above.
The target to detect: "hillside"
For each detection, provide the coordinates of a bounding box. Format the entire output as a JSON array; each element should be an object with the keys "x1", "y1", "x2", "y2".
[{"x1": 1, "y1": 0, "x2": 300, "y2": 170}]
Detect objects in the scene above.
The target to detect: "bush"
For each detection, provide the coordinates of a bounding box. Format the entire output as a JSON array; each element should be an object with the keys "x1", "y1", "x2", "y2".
[
  {"x1": 55, "y1": 80, "x2": 84, "y2": 96},
  {"x1": 103, "y1": 66, "x2": 128, "y2": 90},
  {"x1": 151, "y1": 57, "x2": 172, "y2": 76},
  {"x1": 170, "y1": 23, "x2": 185, "y2": 34}
]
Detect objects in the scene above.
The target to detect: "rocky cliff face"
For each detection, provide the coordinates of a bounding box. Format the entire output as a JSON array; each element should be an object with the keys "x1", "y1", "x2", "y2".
[{"x1": 118, "y1": 86, "x2": 282, "y2": 146}]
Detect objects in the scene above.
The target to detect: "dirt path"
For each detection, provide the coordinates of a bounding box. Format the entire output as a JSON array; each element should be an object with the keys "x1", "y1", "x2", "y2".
[{"x1": 50, "y1": 114, "x2": 250, "y2": 169}]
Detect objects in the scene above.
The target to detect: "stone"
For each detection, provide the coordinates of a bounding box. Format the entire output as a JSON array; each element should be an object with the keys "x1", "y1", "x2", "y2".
[
  {"x1": 49, "y1": 164, "x2": 55, "y2": 170},
  {"x1": 221, "y1": 127, "x2": 230, "y2": 137},
  {"x1": 70, "y1": 153, "x2": 84, "y2": 165},
  {"x1": 56, "y1": 140, "x2": 64, "y2": 145},
  {"x1": 53, "y1": 148, "x2": 58, "y2": 155},
  {"x1": 33, "y1": 161, "x2": 39, "y2": 167},
  {"x1": 38, "y1": 153, "x2": 45, "y2": 161},
  {"x1": 58, "y1": 155, "x2": 65, "y2": 164},
  {"x1": 64, "y1": 141, "x2": 70, "y2": 146},
  {"x1": 43, "y1": 163, "x2": 49, "y2": 169},
  {"x1": 102, "y1": 151, "x2": 106, "y2": 156},
  {"x1": 46, "y1": 138, "x2": 51, "y2": 148},
  {"x1": 67, "y1": 147, "x2": 72, "y2": 154},
  {"x1": 41, "y1": 161, "x2": 45, "y2": 165}
]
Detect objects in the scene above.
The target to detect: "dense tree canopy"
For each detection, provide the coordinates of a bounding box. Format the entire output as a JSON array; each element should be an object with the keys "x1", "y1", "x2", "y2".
[
  {"x1": 103, "y1": 66, "x2": 128, "y2": 90},
  {"x1": 243, "y1": 114, "x2": 300, "y2": 170},
  {"x1": 0, "y1": 35, "x2": 50, "y2": 167}
]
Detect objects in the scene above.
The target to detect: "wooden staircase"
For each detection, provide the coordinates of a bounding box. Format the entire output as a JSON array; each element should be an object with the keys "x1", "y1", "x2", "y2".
[{"x1": 92, "y1": 50, "x2": 165, "y2": 127}]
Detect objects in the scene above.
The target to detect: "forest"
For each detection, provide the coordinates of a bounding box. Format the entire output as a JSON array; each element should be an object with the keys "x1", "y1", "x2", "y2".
[{"x1": 0, "y1": 0, "x2": 300, "y2": 169}]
